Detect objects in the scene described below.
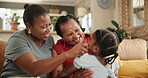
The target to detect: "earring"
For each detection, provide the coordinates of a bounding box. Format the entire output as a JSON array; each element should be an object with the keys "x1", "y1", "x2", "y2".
[{"x1": 28, "y1": 30, "x2": 31, "y2": 34}]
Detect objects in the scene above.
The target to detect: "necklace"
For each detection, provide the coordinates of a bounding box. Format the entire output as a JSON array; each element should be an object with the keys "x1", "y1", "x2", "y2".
[
  {"x1": 28, "y1": 34, "x2": 44, "y2": 47},
  {"x1": 38, "y1": 42, "x2": 42, "y2": 47},
  {"x1": 24, "y1": 29, "x2": 44, "y2": 47}
]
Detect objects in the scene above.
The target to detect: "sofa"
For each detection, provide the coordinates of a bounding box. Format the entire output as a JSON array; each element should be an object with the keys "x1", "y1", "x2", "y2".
[
  {"x1": 0, "y1": 40, "x2": 6, "y2": 72},
  {"x1": 116, "y1": 39, "x2": 148, "y2": 78},
  {"x1": 0, "y1": 39, "x2": 148, "y2": 77}
]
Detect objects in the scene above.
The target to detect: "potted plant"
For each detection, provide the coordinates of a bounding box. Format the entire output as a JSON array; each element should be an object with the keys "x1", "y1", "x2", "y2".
[
  {"x1": 5, "y1": 13, "x2": 22, "y2": 30},
  {"x1": 107, "y1": 20, "x2": 130, "y2": 42},
  {"x1": 51, "y1": 16, "x2": 59, "y2": 31}
]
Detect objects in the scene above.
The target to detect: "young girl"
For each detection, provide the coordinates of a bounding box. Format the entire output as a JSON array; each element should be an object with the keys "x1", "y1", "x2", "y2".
[{"x1": 59, "y1": 29, "x2": 120, "y2": 78}]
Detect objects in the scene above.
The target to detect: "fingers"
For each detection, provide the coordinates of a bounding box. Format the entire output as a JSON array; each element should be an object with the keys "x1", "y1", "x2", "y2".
[
  {"x1": 81, "y1": 69, "x2": 93, "y2": 78},
  {"x1": 80, "y1": 43, "x2": 88, "y2": 53},
  {"x1": 75, "y1": 69, "x2": 93, "y2": 78},
  {"x1": 78, "y1": 43, "x2": 88, "y2": 56},
  {"x1": 67, "y1": 43, "x2": 88, "y2": 58},
  {"x1": 81, "y1": 51, "x2": 85, "y2": 54}
]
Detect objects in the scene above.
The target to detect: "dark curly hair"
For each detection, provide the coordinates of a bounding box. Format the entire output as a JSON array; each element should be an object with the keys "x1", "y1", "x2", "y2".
[
  {"x1": 23, "y1": 4, "x2": 48, "y2": 26},
  {"x1": 94, "y1": 29, "x2": 119, "y2": 64},
  {"x1": 55, "y1": 15, "x2": 82, "y2": 37}
]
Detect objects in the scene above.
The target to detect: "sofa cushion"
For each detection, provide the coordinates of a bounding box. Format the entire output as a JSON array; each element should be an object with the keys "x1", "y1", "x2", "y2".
[
  {"x1": 117, "y1": 39, "x2": 147, "y2": 60},
  {"x1": 118, "y1": 59, "x2": 148, "y2": 78}
]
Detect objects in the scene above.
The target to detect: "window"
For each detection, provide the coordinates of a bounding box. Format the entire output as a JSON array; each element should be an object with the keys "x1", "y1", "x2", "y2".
[{"x1": 78, "y1": 13, "x2": 91, "y2": 33}]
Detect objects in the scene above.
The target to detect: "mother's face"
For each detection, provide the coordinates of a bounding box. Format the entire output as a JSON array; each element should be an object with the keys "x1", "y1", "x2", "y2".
[
  {"x1": 29, "y1": 13, "x2": 52, "y2": 41},
  {"x1": 60, "y1": 19, "x2": 84, "y2": 46}
]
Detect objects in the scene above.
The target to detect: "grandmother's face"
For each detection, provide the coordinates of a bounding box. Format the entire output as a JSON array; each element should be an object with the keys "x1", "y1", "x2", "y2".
[
  {"x1": 60, "y1": 19, "x2": 84, "y2": 46},
  {"x1": 30, "y1": 13, "x2": 52, "y2": 40}
]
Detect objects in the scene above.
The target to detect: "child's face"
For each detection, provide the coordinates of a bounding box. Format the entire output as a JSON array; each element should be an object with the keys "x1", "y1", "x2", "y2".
[{"x1": 88, "y1": 33, "x2": 99, "y2": 54}]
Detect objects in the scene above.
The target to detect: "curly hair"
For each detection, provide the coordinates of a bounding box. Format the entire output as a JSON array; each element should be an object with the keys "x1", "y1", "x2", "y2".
[{"x1": 55, "y1": 15, "x2": 82, "y2": 37}]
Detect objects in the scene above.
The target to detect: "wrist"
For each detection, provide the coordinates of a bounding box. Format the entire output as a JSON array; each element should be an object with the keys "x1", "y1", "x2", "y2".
[{"x1": 63, "y1": 52, "x2": 69, "y2": 59}]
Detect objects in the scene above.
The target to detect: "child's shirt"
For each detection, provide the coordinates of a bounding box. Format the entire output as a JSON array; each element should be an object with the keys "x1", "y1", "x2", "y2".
[{"x1": 73, "y1": 53, "x2": 119, "y2": 78}]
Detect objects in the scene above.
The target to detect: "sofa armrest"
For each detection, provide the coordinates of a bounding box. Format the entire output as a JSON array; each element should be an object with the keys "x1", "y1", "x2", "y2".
[{"x1": 0, "y1": 40, "x2": 6, "y2": 72}]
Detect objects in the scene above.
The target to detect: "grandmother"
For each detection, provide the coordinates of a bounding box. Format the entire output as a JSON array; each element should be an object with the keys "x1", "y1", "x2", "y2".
[{"x1": 52, "y1": 15, "x2": 93, "y2": 78}]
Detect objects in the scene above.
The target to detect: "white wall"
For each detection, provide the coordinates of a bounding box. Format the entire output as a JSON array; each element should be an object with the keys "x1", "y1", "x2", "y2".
[
  {"x1": 1, "y1": 0, "x2": 120, "y2": 41},
  {"x1": 75, "y1": 0, "x2": 119, "y2": 32},
  {"x1": 91, "y1": 0, "x2": 117, "y2": 32},
  {"x1": 75, "y1": 0, "x2": 120, "y2": 33}
]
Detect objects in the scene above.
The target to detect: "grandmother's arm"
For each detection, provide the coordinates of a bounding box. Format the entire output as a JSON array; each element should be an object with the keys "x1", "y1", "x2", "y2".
[{"x1": 60, "y1": 63, "x2": 77, "y2": 77}]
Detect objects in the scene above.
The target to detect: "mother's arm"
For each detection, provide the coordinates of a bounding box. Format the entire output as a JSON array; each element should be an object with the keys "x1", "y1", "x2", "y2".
[
  {"x1": 52, "y1": 49, "x2": 64, "y2": 78},
  {"x1": 15, "y1": 52, "x2": 68, "y2": 77},
  {"x1": 14, "y1": 43, "x2": 88, "y2": 77}
]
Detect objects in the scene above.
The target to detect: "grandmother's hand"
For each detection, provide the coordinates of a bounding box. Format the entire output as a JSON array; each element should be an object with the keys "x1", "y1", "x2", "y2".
[
  {"x1": 72, "y1": 69, "x2": 93, "y2": 78},
  {"x1": 66, "y1": 43, "x2": 88, "y2": 58}
]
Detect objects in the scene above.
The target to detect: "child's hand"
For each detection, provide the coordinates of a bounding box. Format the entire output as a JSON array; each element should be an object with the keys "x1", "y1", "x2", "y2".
[{"x1": 114, "y1": 70, "x2": 118, "y2": 76}]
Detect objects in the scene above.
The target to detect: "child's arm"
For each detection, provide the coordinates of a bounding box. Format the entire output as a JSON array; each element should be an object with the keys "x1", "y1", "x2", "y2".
[
  {"x1": 113, "y1": 62, "x2": 119, "y2": 77},
  {"x1": 60, "y1": 63, "x2": 78, "y2": 77}
]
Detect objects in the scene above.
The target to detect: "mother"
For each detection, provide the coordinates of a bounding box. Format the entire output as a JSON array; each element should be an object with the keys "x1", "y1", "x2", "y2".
[
  {"x1": 0, "y1": 4, "x2": 88, "y2": 78},
  {"x1": 52, "y1": 15, "x2": 93, "y2": 78}
]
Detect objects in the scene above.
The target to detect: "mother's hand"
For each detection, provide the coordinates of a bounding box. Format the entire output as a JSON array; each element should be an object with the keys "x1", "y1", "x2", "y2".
[
  {"x1": 72, "y1": 69, "x2": 93, "y2": 78},
  {"x1": 66, "y1": 43, "x2": 88, "y2": 58}
]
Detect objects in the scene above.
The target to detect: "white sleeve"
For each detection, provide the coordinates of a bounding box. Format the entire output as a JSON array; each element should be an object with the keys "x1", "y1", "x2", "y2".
[
  {"x1": 73, "y1": 53, "x2": 90, "y2": 69},
  {"x1": 109, "y1": 62, "x2": 119, "y2": 78},
  {"x1": 108, "y1": 69, "x2": 117, "y2": 78},
  {"x1": 112, "y1": 62, "x2": 119, "y2": 71}
]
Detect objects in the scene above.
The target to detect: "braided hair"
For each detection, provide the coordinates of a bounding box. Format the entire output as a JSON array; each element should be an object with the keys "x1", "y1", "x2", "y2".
[
  {"x1": 55, "y1": 14, "x2": 82, "y2": 37},
  {"x1": 94, "y1": 29, "x2": 119, "y2": 64}
]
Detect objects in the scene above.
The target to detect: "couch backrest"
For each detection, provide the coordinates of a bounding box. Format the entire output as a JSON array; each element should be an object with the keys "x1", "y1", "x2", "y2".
[
  {"x1": 0, "y1": 40, "x2": 6, "y2": 72},
  {"x1": 117, "y1": 39, "x2": 147, "y2": 60}
]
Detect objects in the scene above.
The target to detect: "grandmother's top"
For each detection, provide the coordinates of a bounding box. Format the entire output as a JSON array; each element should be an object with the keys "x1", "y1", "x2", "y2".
[{"x1": 53, "y1": 34, "x2": 92, "y2": 68}]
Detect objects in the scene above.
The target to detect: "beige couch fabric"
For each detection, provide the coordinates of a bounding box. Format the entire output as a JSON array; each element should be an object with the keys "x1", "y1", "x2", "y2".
[{"x1": 117, "y1": 39, "x2": 147, "y2": 60}]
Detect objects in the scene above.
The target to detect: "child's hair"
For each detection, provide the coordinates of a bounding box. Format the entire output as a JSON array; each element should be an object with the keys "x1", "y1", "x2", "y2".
[
  {"x1": 55, "y1": 14, "x2": 82, "y2": 37},
  {"x1": 23, "y1": 4, "x2": 48, "y2": 26},
  {"x1": 94, "y1": 29, "x2": 119, "y2": 64}
]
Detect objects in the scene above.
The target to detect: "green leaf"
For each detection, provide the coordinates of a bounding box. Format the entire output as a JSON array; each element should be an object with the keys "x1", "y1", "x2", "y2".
[
  {"x1": 111, "y1": 20, "x2": 119, "y2": 29},
  {"x1": 118, "y1": 29, "x2": 126, "y2": 34},
  {"x1": 5, "y1": 13, "x2": 22, "y2": 22},
  {"x1": 107, "y1": 27, "x2": 116, "y2": 31},
  {"x1": 106, "y1": 20, "x2": 131, "y2": 40}
]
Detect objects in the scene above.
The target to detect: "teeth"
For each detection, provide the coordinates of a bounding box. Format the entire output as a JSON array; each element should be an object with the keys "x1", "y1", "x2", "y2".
[{"x1": 44, "y1": 34, "x2": 49, "y2": 37}]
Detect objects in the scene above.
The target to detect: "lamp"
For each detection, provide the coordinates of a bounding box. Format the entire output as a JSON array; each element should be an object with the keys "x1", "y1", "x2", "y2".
[{"x1": 77, "y1": 7, "x2": 87, "y2": 17}]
